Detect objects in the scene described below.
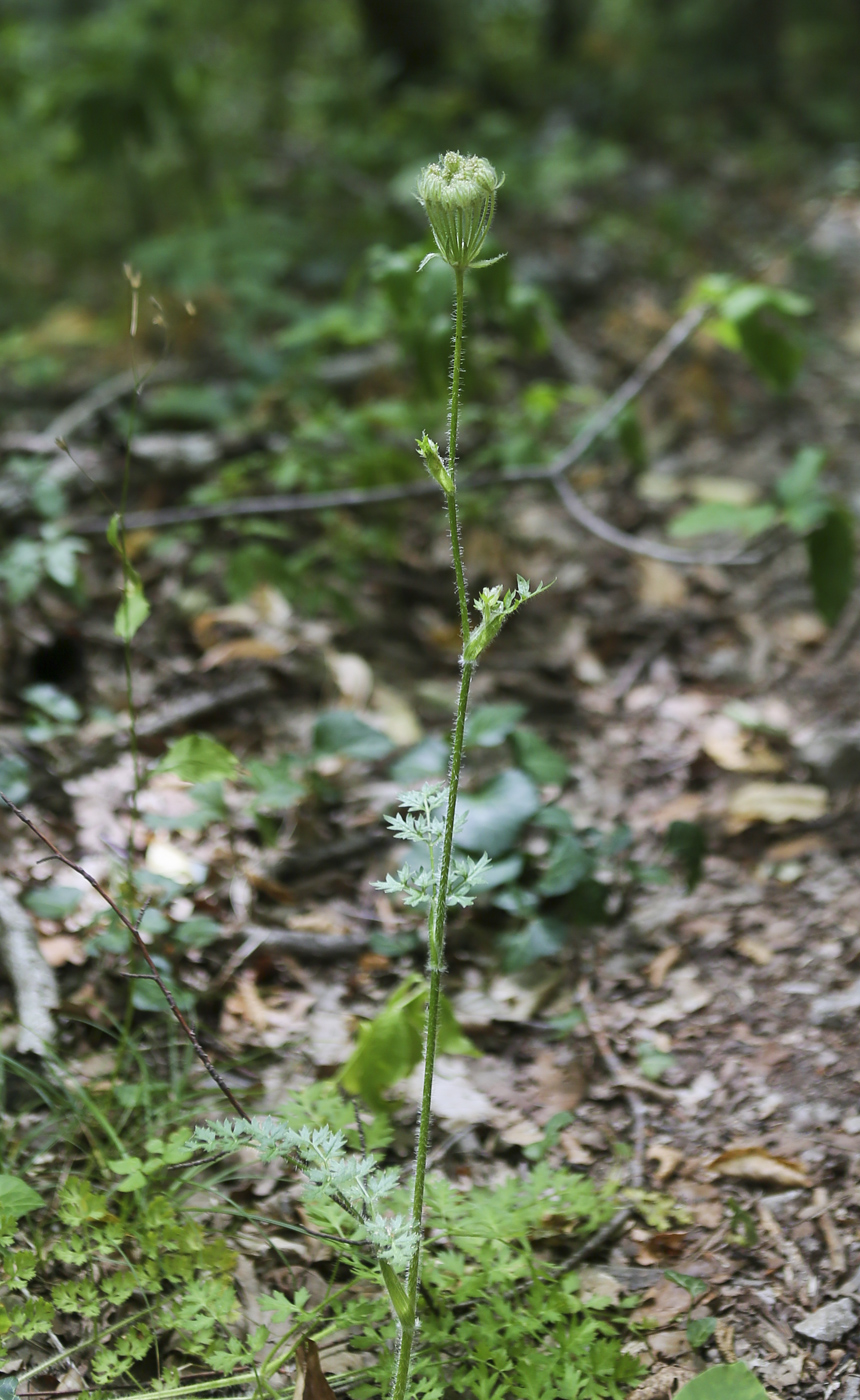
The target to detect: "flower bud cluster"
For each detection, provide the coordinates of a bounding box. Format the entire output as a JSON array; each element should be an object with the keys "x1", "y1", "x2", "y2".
[{"x1": 416, "y1": 151, "x2": 503, "y2": 272}]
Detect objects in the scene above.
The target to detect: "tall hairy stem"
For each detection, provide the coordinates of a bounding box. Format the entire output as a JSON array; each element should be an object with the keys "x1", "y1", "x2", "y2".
[{"x1": 390, "y1": 269, "x2": 472, "y2": 1400}]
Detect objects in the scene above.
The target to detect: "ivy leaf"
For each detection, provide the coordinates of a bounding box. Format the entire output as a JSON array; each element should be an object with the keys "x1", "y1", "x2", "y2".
[
  {"x1": 455, "y1": 769, "x2": 540, "y2": 857},
  {"x1": 806, "y1": 503, "x2": 855, "y2": 625},
  {"x1": 156, "y1": 734, "x2": 239, "y2": 783}
]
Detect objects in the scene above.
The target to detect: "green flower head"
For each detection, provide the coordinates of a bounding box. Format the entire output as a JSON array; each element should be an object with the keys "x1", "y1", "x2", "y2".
[{"x1": 416, "y1": 151, "x2": 504, "y2": 272}]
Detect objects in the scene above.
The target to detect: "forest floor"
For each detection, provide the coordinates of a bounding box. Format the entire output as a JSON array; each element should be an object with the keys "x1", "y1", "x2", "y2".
[{"x1": 2, "y1": 160, "x2": 860, "y2": 1399}]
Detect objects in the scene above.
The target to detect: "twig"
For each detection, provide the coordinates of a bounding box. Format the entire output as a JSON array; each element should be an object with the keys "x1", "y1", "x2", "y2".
[
  {"x1": 578, "y1": 977, "x2": 664, "y2": 1189},
  {"x1": 243, "y1": 924, "x2": 371, "y2": 958},
  {"x1": 65, "y1": 304, "x2": 770, "y2": 569},
  {"x1": 0, "y1": 794, "x2": 250, "y2": 1122},
  {"x1": 0, "y1": 363, "x2": 179, "y2": 455}
]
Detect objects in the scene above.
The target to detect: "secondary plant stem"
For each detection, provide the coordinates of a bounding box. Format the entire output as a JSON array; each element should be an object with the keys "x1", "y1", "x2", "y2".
[{"x1": 391, "y1": 266, "x2": 473, "y2": 1400}]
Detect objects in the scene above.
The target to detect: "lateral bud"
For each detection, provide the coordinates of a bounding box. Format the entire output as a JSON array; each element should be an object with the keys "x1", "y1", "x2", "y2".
[{"x1": 416, "y1": 433, "x2": 454, "y2": 495}]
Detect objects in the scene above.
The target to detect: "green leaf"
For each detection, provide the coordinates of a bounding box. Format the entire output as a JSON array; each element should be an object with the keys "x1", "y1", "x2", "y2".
[
  {"x1": 390, "y1": 736, "x2": 448, "y2": 784},
  {"x1": 775, "y1": 446, "x2": 826, "y2": 508},
  {"x1": 637, "y1": 1041, "x2": 676, "y2": 1081},
  {"x1": 501, "y1": 916, "x2": 568, "y2": 971},
  {"x1": 674, "y1": 1362, "x2": 769, "y2": 1400},
  {"x1": 114, "y1": 573, "x2": 150, "y2": 641},
  {"x1": 664, "y1": 820, "x2": 706, "y2": 892},
  {"x1": 0, "y1": 1375, "x2": 18, "y2": 1400},
  {"x1": 664, "y1": 1269, "x2": 709, "y2": 1301},
  {"x1": 615, "y1": 404, "x2": 648, "y2": 472},
  {"x1": 686, "y1": 1316, "x2": 717, "y2": 1348},
  {"x1": 0, "y1": 1175, "x2": 43, "y2": 1219},
  {"x1": 510, "y1": 728, "x2": 569, "y2": 785},
  {"x1": 379, "y1": 1260, "x2": 411, "y2": 1325},
  {"x1": 735, "y1": 311, "x2": 803, "y2": 392},
  {"x1": 669, "y1": 501, "x2": 777, "y2": 539},
  {"x1": 806, "y1": 503, "x2": 855, "y2": 625},
  {"x1": 22, "y1": 683, "x2": 81, "y2": 723},
  {"x1": 106, "y1": 512, "x2": 121, "y2": 549},
  {"x1": 23, "y1": 885, "x2": 83, "y2": 919},
  {"x1": 464, "y1": 704, "x2": 526, "y2": 749},
  {"x1": 314, "y1": 710, "x2": 393, "y2": 761},
  {"x1": 174, "y1": 916, "x2": 222, "y2": 948},
  {"x1": 0, "y1": 754, "x2": 30, "y2": 803},
  {"x1": 337, "y1": 974, "x2": 475, "y2": 1109},
  {"x1": 537, "y1": 832, "x2": 593, "y2": 897},
  {"x1": 455, "y1": 769, "x2": 540, "y2": 858},
  {"x1": 156, "y1": 734, "x2": 239, "y2": 783}
]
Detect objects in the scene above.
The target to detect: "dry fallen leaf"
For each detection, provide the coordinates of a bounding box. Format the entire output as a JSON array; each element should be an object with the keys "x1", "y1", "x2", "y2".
[
  {"x1": 725, "y1": 782, "x2": 828, "y2": 833},
  {"x1": 646, "y1": 946, "x2": 682, "y2": 990},
  {"x1": 702, "y1": 715, "x2": 784, "y2": 773},
  {"x1": 558, "y1": 1126, "x2": 594, "y2": 1166},
  {"x1": 711, "y1": 1146, "x2": 811, "y2": 1188},
  {"x1": 224, "y1": 971, "x2": 270, "y2": 1031},
  {"x1": 38, "y1": 934, "x2": 87, "y2": 967},
  {"x1": 637, "y1": 558, "x2": 688, "y2": 609},
  {"x1": 734, "y1": 935, "x2": 773, "y2": 966},
  {"x1": 325, "y1": 650, "x2": 374, "y2": 707},
  {"x1": 294, "y1": 1339, "x2": 337, "y2": 1400},
  {"x1": 628, "y1": 1364, "x2": 695, "y2": 1399},
  {"x1": 632, "y1": 1278, "x2": 695, "y2": 1328},
  {"x1": 647, "y1": 1143, "x2": 684, "y2": 1183}
]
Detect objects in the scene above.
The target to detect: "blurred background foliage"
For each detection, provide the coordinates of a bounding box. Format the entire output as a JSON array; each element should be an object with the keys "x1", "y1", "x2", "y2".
[{"x1": 1, "y1": 0, "x2": 859, "y2": 361}]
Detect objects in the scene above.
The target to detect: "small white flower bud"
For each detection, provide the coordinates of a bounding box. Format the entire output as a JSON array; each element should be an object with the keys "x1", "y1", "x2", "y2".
[{"x1": 416, "y1": 151, "x2": 503, "y2": 272}]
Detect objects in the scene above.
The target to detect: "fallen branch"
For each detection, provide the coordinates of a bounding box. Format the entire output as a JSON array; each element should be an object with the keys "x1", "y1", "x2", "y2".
[
  {"x1": 62, "y1": 304, "x2": 772, "y2": 569},
  {"x1": 0, "y1": 876, "x2": 59, "y2": 1054},
  {"x1": 1, "y1": 794, "x2": 250, "y2": 1120}
]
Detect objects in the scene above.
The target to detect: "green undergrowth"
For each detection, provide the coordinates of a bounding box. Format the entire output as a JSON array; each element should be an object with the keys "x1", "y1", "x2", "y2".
[{"x1": 1, "y1": 1076, "x2": 646, "y2": 1400}]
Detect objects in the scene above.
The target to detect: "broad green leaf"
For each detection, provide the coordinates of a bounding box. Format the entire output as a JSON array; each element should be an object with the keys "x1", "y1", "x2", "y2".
[
  {"x1": 664, "y1": 1269, "x2": 709, "y2": 1301},
  {"x1": 674, "y1": 1362, "x2": 769, "y2": 1400},
  {"x1": 664, "y1": 820, "x2": 706, "y2": 891},
  {"x1": 775, "y1": 446, "x2": 826, "y2": 508},
  {"x1": 390, "y1": 735, "x2": 448, "y2": 784},
  {"x1": 687, "y1": 1316, "x2": 717, "y2": 1348},
  {"x1": 337, "y1": 974, "x2": 475, "y2": 1109},
  {"x1": 464, "y1": 704, "x2": 526, "y2": 748},
  {"x1": 22, "y1": 684, "x2": 81, "y2": 723},
  {"x1": 43, "y1": 533, "x2": 87, "y2": 588},
  {"x1": 510, "y1": 727, "x2": 569, "y2": 785},
  {"x1": 0, "y1": 1375, "x2": 18, "y2": 1400},
  {"x1": 774, "y1": 448, "x2": 829, "y2": 529},
  {"x1": 0, "y1": 754, "x2": 30, "y2": 804},
  {"x1": 735, "y1": 312, "x2": 803, "y2": 392},
  {"x1": 174, "y1": 916, "x2": 222, "y2": 948},
  {"x1": 23, "y1": 885, "x2": 83, "y2": 919},
  {"x1": 114, "y1": 573, "x2": 150, "y2": 641},
  {"x1": 455, "y1": 769, "x2": 540, "y2": 857},
  {"x1": 669, "y1": 501, "x2": 777, "y2": 539},
  {"x1": 537, "y1": 832, "x2": 593, "y2": 897},
  {"x1": 156, "y1": 734, "x2": 239, "y2": 783},
  {"x1": 501, "y1": 916, "x2": 568, "y2": 971},
  {"x1": 0, "y1": 1175, "x2": 43, "y2": 1219},
  {"x1": 314, "y1": 710, "x2": 393, "y2": 761},
  {"x1": 637, "y1": 1041, "x2": 676, "y2": 1081},
  {"x1": 807, "y1": 503, "x2": 855, "y2": 625}
]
